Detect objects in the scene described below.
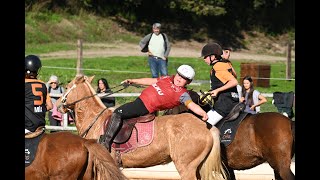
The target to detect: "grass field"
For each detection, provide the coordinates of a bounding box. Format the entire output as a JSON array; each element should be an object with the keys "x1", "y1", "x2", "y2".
[{"x1": 39, "y1": 56, "x2": 294, "y2": 114}]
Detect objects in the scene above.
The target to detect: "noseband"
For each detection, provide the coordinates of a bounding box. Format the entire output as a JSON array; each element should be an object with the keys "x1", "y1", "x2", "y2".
[{"x1": 60, "y1": 83, "x2": 98, "y2": 109}]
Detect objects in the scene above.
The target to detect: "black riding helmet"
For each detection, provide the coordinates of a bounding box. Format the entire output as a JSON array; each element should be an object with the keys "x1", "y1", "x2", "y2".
[
  {"x1": 200, "y1": 42, "x2": 223, "y2": 58},
  {"x1": 25, "y1": 55, "x2": 42, "y2": 75}
]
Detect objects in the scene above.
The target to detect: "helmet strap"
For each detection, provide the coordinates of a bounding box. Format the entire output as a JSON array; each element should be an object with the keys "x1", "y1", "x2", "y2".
[
  {"x1": 209, "y1": 56, "x2": 215, "y2": 65},
  {"x1": 209, "y1": 56, "x2": 220, "y2": 66}
]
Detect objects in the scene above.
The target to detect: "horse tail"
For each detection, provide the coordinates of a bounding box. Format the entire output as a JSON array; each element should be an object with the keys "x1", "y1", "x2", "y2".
[
  {"x1": 84, "y1": 140, "x2": 128, "y2": 180},
  {"x1": 200, "y1": 127, "x2": 227, "y2": 180}
]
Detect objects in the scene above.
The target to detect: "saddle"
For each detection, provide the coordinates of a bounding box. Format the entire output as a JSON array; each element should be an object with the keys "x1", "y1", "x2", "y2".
[
  {"x1": 113, "y1": 114, "x2": 156, "y2": 144},
  {"x1": 25, "y1": 126, "x2": 46, "y2": 167},
  {"x1": 223, "y1": 102, "x2": 245, "y2": 122},
  {"x1": 217, "y1": 112, "x2": 249, "y2": 147}
]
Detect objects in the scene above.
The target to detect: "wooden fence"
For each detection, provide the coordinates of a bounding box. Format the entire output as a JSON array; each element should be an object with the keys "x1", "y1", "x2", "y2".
[{"x1": 46, "y1": 92, "x2": 275, "y2": 131}]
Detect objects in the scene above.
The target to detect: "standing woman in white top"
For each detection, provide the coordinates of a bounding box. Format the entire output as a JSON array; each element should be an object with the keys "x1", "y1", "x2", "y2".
[
  {"x1": 239, "y1": 75, "x2": 267, "y2": 114},
  {"x1": 139, "y1": 22, "x2": 171, "y2": 78}
]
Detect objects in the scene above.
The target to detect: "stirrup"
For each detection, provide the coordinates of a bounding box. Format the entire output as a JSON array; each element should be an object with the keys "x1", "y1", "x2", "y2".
[{"x1": 98, "y1": 135, "x2": 111, "y2": 151}]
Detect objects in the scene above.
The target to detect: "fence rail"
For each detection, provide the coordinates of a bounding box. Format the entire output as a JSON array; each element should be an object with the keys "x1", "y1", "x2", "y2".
[{"x1": 45, "y1": 92, "x2": 280, "y2": 131}]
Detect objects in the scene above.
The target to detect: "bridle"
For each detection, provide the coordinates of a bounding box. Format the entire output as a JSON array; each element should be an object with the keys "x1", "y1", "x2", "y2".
[
  {"x1": 58, "y1": 78, "x2": 145, "y2": 137},
  {"x1": 60, "y1": 79, "x2": 145, "y2": 108}
]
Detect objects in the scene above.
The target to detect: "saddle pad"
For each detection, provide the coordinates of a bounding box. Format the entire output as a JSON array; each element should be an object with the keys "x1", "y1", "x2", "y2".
[
  {"x1": 25, "y1": 132, "x2": 45, "y2": 167},
  {"x1": 112, "y1": 120, "x2": 154, "y2": 154},
  {"x1": 218, "y1": 112, "x2": 248, "y2": 147}
]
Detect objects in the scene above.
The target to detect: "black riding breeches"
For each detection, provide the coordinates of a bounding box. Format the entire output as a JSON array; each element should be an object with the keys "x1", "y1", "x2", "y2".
[{"x1": 114, "y1": 97, "x2": 149, "y2": 120}]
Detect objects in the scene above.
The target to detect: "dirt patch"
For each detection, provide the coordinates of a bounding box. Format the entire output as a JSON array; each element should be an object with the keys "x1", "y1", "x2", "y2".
[{"x1": 40, "y1": 41, "x2": 294, "y2": 62}]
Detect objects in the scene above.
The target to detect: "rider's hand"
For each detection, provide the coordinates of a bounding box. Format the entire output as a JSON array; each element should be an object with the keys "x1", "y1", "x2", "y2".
[
  {"x1": 202, "y1": 114, "x2": 208, "y2": 121},
  {"x1": 210, "y1": 90, "x2": 218, "y2": 98},
  {"x1": 121, "y1": 79, "x2": 132, "y2": 84}
]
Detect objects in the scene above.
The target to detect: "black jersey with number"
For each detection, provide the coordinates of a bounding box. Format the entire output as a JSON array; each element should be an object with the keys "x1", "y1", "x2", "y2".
[{"x1": 25, "y1": 79, "x2": 49, "y2": 132}]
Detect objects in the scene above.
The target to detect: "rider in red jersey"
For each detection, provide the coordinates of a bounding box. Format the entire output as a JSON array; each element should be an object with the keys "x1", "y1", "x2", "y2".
[{"x1": 99, "y1": 64, "x2": 208, "y2": 151}]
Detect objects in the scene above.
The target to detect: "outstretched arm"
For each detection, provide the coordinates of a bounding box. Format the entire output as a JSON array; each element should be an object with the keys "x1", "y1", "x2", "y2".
[
  {"x1": 186, "y1": 101, "x2": 208, "y2": 121},
  {"x1": 122, "y1": 78, "x2": 158, "y2": 86}
]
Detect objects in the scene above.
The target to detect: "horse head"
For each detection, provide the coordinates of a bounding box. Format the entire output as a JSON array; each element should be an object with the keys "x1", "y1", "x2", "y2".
[
  {"x1": 56, "y1": 75, "x2": 112, "y2": 138},
  {"x1": 56, "y1": 75, "x2": 99, "y2": 113}
]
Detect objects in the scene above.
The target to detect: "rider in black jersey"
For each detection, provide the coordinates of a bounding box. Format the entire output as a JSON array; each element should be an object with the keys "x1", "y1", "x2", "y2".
[{"x1": 25, "y1": 55, "x2": 52, "y2": 133}]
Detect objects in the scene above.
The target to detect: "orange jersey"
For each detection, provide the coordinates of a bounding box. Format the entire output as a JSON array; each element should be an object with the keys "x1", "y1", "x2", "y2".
[{"x1": 210, "y1": 61, "x2": 237, "y2": 90}]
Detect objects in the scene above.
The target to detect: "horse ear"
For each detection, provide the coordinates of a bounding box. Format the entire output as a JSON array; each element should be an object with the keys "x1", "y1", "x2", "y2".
[
  {"x1": 87, "y1": 75, "x2": 95, "y2": 83},
  {"x1": 75, "y1": 75, "x2": 84, "y2": 83}
]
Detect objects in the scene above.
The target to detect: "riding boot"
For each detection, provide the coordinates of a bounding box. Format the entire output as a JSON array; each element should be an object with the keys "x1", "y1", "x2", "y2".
[{"x1": 98, "y1": 113, "x2": 123, "y2": 152}]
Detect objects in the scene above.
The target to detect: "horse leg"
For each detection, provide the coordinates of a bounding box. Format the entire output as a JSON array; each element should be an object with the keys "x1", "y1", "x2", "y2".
[
  {"x1": 267, "y1": 136, "x2": 294, "y2": 179},
  {"x1": 274, "y1": 168, "x2": 294, "y2": 180},
  {"x1": 178, "y1": 164, "x2": 199, "y2": 180},
  {"x1": 170, "y1": 127, "x2": 214, "y2": 179},
  {"x1": 173, "y1": 148, "x2": 205, "y2": 180},
  {"x1": 272, "y1": 166, "x2": 294, "y2": 180}
]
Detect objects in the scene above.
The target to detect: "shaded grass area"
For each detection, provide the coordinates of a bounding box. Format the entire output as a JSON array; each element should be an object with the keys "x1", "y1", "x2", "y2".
[{"x1": 25, "y1": 11, "x2": 141, "y2": 54}]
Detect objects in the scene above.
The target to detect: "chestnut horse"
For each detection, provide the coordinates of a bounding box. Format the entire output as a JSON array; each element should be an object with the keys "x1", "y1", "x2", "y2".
[
  {"x1": 56, "y1": 75, "x2": 226, "y2": 180},
  {"x1": 163, "y1": 90, "x2": 295, "y2": 180},
  {"x1": 25, "y1": 131, "x2": 127, "y2": 180}
]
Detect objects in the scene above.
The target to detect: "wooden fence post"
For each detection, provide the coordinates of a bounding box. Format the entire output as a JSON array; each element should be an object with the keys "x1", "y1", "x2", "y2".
[
  {"x1": 286, "y1": 42, "x2": 292, "y2": 80},
  {"x1": 77, "y1": 39, "x2": 83, "y2": 75}
]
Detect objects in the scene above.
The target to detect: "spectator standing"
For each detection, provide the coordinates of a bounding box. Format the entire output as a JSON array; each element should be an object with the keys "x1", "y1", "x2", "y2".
[
  {"x1": 25, "y1": 55, "x2": 53, "y2": 134},
  {"x1": 139, "y1": 22, "x2": 171, "y2": 78},
  {"x1": 239, "y1": 75, "x2": 267, "y2": 114},
  {"x1": 46, "y1": 75, "x2": 65, "y2": 132},
  {"x1": 96, "y1": 78, "x2": 116, "y2": 109}
]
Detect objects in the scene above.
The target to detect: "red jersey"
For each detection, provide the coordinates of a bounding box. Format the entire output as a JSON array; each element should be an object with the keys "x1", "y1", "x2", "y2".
[{"x1": 139, "y1": 76, "x2": 189, "y2": 113}]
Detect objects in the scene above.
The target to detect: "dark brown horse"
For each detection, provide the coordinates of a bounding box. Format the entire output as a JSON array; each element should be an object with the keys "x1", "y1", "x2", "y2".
[
  {"x1": 25, "y1": 131, "x2": 127, "y2": 180},
  {"x1": 164, "y1": 90, "x2": 295, "y2": 180},
  {"x1": 56, "y1": 75, "x2": 227, "y2": 180}
]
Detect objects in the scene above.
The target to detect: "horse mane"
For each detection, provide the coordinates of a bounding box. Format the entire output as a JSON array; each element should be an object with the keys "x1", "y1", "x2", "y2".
[{"x1": 74, "y1": 75, "x2": 106, "y2": 108}]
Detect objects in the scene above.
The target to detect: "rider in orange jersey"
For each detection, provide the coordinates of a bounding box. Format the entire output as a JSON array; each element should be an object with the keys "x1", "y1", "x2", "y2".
[{"x1": 200, "y1": 43, "x2": 239, "y2": 128}]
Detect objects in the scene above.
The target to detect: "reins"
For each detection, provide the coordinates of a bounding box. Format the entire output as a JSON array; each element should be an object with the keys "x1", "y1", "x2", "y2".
[
  {"x1": 60, "y1": 80, "x2": 145, "y2": 138},
  {"x1": 80, "y1": 107, "x2": 109, "y2": 138},
  {"x1": 62, "y1": 82, "x2": 145, "y2": 108}
]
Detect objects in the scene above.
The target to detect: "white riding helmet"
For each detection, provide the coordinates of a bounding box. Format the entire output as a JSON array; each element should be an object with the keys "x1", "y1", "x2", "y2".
[{"x1": 177, "y1": 64, "x2": 195, "y2": 81}]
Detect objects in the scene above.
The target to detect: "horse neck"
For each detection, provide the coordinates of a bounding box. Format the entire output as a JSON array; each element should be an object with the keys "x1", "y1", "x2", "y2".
[{"x1": 74, "y1": 96, "x2": 112, "y2": 139}]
